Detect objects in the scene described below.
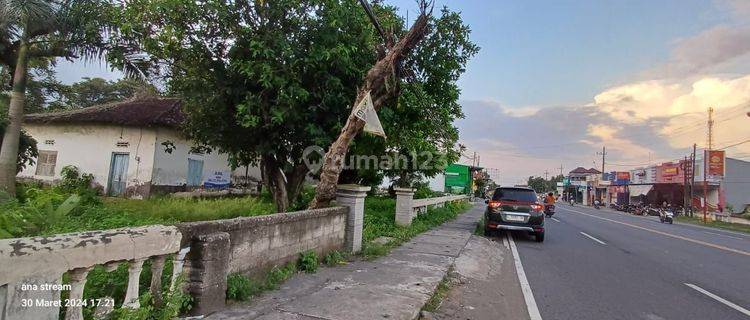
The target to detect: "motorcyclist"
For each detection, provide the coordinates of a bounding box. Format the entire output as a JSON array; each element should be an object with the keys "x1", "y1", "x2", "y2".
[
  {"x1": 594, "y1": 199, "x2": 601, "y2": 209},
  {"x1": 544, "y1": 192, "x2": 556, "y2": 205}
]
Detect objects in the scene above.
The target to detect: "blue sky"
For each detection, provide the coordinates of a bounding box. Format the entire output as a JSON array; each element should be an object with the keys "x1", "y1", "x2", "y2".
[
  {"x1": 57, "y1": 0, "x2": 750, "y2": 184},
  {"x1": 389, "y1": 0, "x2": 729, "y2": 106}
]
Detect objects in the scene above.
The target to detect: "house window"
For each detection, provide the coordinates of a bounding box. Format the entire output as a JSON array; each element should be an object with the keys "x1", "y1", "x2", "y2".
[{"x1": 35, "y1": 150, "x2": 58, "y2": 177}]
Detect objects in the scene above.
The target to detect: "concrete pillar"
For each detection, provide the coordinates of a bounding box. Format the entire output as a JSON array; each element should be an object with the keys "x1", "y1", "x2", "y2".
[
  {"x1": 185, "y1": 232, "x2": 231, "y2": 316},
  {"x1": 394, "y1": 188, "x2": 416, "y2": 226},
  {"x1": 336, "y1": 184, "x2": 371, "y2": 254}
]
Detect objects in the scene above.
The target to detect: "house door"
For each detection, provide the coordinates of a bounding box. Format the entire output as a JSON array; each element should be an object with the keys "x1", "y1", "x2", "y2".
[
  {"x1": 187, "y1": 159, "x2": 204, "y2": 187},
  {"x1": 108, "y1": 153, "x2": 129, "y2": 196}
]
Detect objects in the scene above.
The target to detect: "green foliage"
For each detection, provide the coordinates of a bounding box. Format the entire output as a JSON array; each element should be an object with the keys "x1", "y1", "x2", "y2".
[
  {"x1": 226, "y1": 273, "x2": 255, "y2": 301},
  {"x1": 298, "y1": 250, "x2": 319, "y2": 273},
  {"x1": 0, "y1": 190, "x2": 80, "y2": 238},
  {"x1": 323, "y1": 251, "x2": 346, "y2": 266},
  {"x1": 361, "y1": 197, "x2": 471, "y2": 258},
  {"x1": 225, "y1": 262, "x2": 298, "y2": 302},
  {"x1": 413, "y1": 181, "x2": 437, "y2": 199},
  {"x1": 527, "y1": 174, "x2": 564, "y2": 194},
  {"x1": 106, "y1": 274, "x2": 192, "y2": 320}
]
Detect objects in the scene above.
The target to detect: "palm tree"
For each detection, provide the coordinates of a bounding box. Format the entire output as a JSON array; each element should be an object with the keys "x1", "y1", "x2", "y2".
[{"x1": 0, "y1": 0, "x2": 129, "y2": 195}]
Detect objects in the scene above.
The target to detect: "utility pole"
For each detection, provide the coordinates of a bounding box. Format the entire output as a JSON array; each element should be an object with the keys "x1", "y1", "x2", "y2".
[
  {"x1": 472, "y1": 151, "x2": 477, "y2": 167},
  {"x1": 559, "y1": 164, "x2": 564, "y2": 177},
  {"x1": 690, "y1": 143, "x2": 697, "y2": 217},
  {"x1": 707, "y1": 107, "x2": 714, "y2": 150},
  {"x1": 683, "y1": 155, "x2": 689, "y2": 215},
  {"x1": 596, "y1": 146, "x2": 607, "y2": 178}
]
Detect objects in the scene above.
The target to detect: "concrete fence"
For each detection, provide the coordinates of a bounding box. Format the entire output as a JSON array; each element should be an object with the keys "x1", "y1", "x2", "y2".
[
  {"x1": 0, "y1": 225, "x2": 187, "y2": 320},
  {"x1": 0, "y1": 184, "x2": 370, "y2": 319},
  {"x1": 394, "y1": 188, "x2": 469, "y2": 226}
]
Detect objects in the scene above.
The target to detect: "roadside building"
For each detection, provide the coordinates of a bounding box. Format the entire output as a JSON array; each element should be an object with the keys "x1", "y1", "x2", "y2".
[
  {"x1": 18, "y1": 97, "x2": 260, "y2": 198},
  {"x1": 722, "y1": 157, "x2": 750, "y2": 213},
  {"x1": 566, "y1": 167, "x2": 600, "y2": 205}
]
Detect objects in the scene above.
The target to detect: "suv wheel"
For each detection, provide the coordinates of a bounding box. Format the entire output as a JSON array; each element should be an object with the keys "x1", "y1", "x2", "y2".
[{"x1": 535, "y1": 231, "x2": 545, "y2": 242}]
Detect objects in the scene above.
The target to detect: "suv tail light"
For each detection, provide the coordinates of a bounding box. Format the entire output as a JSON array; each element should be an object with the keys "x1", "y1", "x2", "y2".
[
  {"x1": 488, "y1": 200, "x2": 502, "y2": 209},
  {"x1": 531, "y1": 204, "x2": 543, "y2": 212}
]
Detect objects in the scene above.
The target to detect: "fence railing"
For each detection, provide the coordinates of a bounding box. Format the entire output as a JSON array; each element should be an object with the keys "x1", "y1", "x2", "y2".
[
  {"x1": 394, "y1": 188, "x2": 469, "y2": 226},
  {"x1": 0, "y1": 225, "x2": 187, "y2": 320}
]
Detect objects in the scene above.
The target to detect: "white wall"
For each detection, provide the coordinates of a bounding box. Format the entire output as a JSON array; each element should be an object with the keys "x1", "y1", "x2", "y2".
[
  {"x1": 152, "y1": 128, "x2": 230, "y2": 187},
  {"x1": 18, "y1": 124, "x2": 157, "y2": 194},
  {"x1": 151, "y1": 128, "x2": 262, "y2": 188}
]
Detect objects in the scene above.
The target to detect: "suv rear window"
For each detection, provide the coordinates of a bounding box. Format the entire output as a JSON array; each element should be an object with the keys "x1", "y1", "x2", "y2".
[{"x1": 492, "y1": 188, "x2": 538, "y2": 202}]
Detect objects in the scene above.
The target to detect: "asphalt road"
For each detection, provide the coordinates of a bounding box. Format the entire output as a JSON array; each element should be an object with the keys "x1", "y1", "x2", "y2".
[{"x1": 511, "y1": 203, "x2": 750, "y2": 320}]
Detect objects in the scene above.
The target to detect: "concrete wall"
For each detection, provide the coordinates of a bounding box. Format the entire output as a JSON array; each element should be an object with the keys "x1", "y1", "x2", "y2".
[
  {"x1": 176, "y1": 207, "x2": 348, "y2": 315},
  {"x1": 18, "y1": 123, "x2": 157, "y2": 196}
]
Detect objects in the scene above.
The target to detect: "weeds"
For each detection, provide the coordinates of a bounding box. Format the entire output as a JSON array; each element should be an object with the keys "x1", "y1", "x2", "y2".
[
  {"x1": 361, "y1": 197, "x2": 471, "y2": 259},
  {"x1": 422, "y1": 266, "x2": 454, "y2": 312},
  {"x1": 225, "y1": 261, "x2": 300, "y2": 302},
  {"x1": 323, "y1": 251, "x2": 346, "y2": 266},
  {"x1": 298, "y1": 250, "x2": 319, "y2": 273}
]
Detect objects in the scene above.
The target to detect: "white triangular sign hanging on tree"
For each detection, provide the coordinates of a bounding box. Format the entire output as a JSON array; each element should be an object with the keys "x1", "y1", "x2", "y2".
[{"x1": 353, "y1": 91, "x2": 386, "y2": 138}]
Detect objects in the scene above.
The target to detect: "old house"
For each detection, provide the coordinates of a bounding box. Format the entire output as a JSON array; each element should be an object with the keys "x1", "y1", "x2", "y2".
[{"x1": 18, "y1": 97, "x2": 259, "y2": 198}]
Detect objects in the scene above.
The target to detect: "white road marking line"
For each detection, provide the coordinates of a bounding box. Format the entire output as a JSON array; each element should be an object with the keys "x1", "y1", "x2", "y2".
[
  {"x1": 559, "y1": 207, "x2": 750, "y2": 257},
  {"x1": 579, "y1": 232, "x2": 606, "y2": 245},
  {"x1": 501, "y1": 234, "x2": 509, "y2": 249},
  {"x1": 685, "y1": 283, "x2": 750, "y2": 317},
  {"x1": 551, "y1": 217, "x2": 561, "y2": 222},
  {"x1": 506, "y1": 233, "x2": 543, "y2": 320},
  {"x1": 703, "y1": 231, "x2": 743, "y2": 240}
]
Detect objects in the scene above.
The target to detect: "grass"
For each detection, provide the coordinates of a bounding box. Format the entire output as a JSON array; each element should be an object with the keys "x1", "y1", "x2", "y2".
[
  {"x1": 361, "y1": 197, "x2": 471, "y2": 259},
  {"x1": 676, "y1": 215, "x2": 750, "y2": 234}
]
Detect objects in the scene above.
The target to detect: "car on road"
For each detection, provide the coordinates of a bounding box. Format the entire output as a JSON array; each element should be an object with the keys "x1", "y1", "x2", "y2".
[{"x1": 484, "y1": 187, "x2": 545, "y2": 242}]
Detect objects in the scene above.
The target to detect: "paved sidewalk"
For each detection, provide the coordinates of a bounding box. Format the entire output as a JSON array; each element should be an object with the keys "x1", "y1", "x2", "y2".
[{"x1": 207, "y1": 202, "x2": 484, "y2": 320}]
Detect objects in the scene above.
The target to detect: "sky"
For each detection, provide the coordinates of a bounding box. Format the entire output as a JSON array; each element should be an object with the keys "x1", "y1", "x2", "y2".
[{"x1": 55, "y1": 0, "x2": 750, "y2": 185}]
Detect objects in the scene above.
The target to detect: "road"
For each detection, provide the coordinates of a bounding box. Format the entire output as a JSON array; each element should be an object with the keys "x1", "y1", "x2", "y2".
[{"x1": 511, "y1": 203, "x2": 750, "y2": 320}]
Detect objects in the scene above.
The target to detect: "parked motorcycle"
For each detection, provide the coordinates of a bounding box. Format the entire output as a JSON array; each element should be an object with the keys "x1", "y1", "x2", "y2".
[{"x1": 544, "y1": 204, "x2": 555, "y2": 218}]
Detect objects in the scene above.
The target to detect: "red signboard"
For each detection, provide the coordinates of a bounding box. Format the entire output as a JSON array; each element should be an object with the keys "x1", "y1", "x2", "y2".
[
  {"x1": 662, "y1": 167, "x2": 678, "y2": 176},
  {"x1": 616, "y1": 172, "x2": 630, "y2": 180},
  {"x1": 706, "y1": 150, "x2": 725, "y2": 177}
]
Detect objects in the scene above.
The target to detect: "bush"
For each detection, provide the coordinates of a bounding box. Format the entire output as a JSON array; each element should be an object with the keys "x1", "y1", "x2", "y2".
[
  {"x1": 413, "y1": 181, "x2": 437, "y2": 199},
  {"x1": 226, "y1": 273, "x2": 255, "y2": 301},
  {"x1": 323, "y1": 251, "x2": 346, "y2": 266},
  {"x1": 298, "y1": 250, "x2": 319, "y2": 273},
  {"x1": 361, "y1": 197, "x2": 470, "y2": 258}
]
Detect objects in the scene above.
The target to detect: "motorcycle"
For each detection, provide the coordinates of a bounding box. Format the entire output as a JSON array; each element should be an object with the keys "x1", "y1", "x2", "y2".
[
  {"x1": 544, "y1": 204, "x2": 555, "y2": 218},
  {"x1": 659, "y1": 208, "x2": 674, "y2": 224},
  {"x1": 593, "y1": 201, "x2": 601, "y2": 210},
  {"x1": 569, "y1": 199, "x2": 575, "y2": 206}
]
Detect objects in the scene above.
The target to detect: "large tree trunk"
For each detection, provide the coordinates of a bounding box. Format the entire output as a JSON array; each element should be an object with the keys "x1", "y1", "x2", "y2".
[
  {"x1": 261, "y1": 157, "x2": 310, "y2": 213},
  {"x1": 0, "y1": 40, "x2": 29, "y2": 196},
  {"x1": 309, "y1": 13, "x2": 430, "y2": 209}
]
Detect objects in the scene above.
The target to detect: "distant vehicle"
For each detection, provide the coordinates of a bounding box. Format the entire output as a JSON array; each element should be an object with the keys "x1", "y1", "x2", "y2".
[{"x1": 484, "y1": 187, "x2": 545, "y2": 242}]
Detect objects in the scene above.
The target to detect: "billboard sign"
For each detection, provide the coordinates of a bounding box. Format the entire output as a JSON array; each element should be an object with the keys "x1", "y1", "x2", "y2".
[
  {"x1": 204, "y1": 171, "x2": 231, "y2": 189},
  {"x1": 706, "y1": 150, "x2": 725, "y2": 180}
]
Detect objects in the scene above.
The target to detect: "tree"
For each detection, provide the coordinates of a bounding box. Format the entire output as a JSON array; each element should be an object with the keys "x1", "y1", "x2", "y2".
[
  {"x1": 0, "y1": 0, "x2": 123, "y2": 195},
  {"x1": 527, "y1": 174, "x2": 563, "y2": 194},
  {"x1": 308, "y1": 5, "x2": 432, "y2": 208},
  {"x1": 115, "y1": 0, "x2": 386, "y2": 211},
  {"x1": 0, "y1": 96, "x2": 37, "y2": 174},
  {"x1": 341, "y1": 8, "x2": 478, "y2": 190}
]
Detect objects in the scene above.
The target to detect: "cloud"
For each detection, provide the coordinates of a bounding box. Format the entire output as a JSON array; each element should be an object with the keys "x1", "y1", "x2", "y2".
[
  {"x1": 659, "y1": 25, "x2": 750, "y2": 76},
  {"x1": 591, "y1": 74, "x2": 750, "y2": 155}
]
